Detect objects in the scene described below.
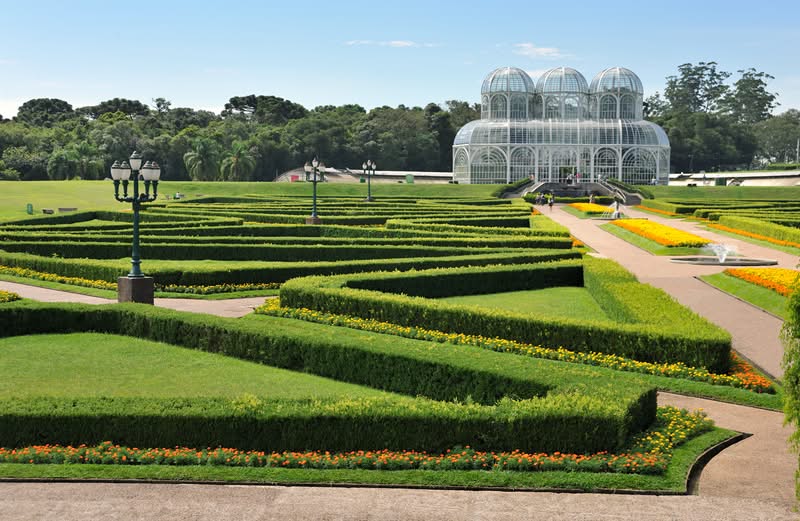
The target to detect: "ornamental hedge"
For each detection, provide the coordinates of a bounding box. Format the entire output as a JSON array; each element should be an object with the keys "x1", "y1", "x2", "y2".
[
  {"x1": 0, "y1": 301, "x2": 655, "y2": 453},
  {"x1": 0, "y1": 249, "x2": 580, "y2": 285},
  {"x1": 279, "y1": 259, "x2": 731, "y2": 372}
]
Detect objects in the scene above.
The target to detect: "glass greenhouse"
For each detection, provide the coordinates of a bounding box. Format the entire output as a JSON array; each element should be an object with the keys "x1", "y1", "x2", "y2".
[{"x1": 453, "y1": 66, "x2": 670, "y2": 185}]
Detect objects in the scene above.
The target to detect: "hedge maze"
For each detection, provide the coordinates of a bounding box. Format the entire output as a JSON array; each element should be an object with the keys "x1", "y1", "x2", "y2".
[{"x1": 0, "y1": 192, "x2": 767, "y2": 485}]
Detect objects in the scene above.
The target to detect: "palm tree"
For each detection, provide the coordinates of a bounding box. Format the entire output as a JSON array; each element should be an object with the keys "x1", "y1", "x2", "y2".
[
  {"x1": 220, "y1": 141, "x2": 257, "y2": 181},
  {"x1": 183, "y1": 139, "x2": 220, "y2": 181}
]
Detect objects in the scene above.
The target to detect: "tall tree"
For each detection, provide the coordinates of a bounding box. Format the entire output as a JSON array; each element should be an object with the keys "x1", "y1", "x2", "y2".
[
  {"x1": 220, "y1": 141, "x2": 257, "y2": 181},
  {"x1": 183, "y1": 138, "x2": 220, "y2": 181},
  {"x1": 82, "y1": 98, "x2": 150, "y2": 120},
  {"x1": 15, "y1": 98, "x2": 75, "y2": 127},
  {"x1": 664, "y1": 62, "x2": 730, "y2": 113},
  {"x1": 754, "y1": 109, "x2": 800, "y2": 162},
  {"x1": 445, "y1": 100, "x2": 480, "y2": 128},
  {"x1": 721, "y1": 69, "x2": 778, "y2": 125}
]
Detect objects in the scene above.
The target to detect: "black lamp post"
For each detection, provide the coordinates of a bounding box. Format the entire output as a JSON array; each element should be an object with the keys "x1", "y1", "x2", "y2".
[
  {"x1": 362, "y1": 159, "x2": 376, "y2": 202},
  {"x1": 303, "y1": 157, "x2": 324, "y2": 225},
  {"x1": 109, "y1": 151, "x2": 161, "y2": 304}
]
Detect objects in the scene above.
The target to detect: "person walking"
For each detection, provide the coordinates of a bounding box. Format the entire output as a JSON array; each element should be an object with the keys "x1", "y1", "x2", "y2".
[{"x1": 548, "y1": 193, "x2": 554, "y2": 212}]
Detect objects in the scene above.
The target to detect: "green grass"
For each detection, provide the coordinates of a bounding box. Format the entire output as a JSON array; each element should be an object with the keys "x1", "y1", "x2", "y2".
[
  {"x1": 600, "y1": 223, "x2": 712, "y2": 256},
  {"x1": 699, "y1": 273, "x2": 789, "y2": 319},
  {"x1": 440, "y1": 287, "x2": 609, "y2": 321},
  {"x1": 0, "y1": 181, "x2": 500, "y2": 221},
  {"x1": 0, "y1": 333, "x2": 393, "y2": 399},
  {"x1": 0, "y1": 428, "x2": 736, "y2": 491}
]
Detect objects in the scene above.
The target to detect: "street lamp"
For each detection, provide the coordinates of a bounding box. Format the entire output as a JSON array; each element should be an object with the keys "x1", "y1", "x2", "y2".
[
  {"x1": 109, "y1": 150, "x2": 161, "y2": 304},
  {"x1": 362, "y1": 159, "x2": 376, "y2": 202},
  {"x1": 303, "y1": 157, "x2": 324, "y2": 225}
]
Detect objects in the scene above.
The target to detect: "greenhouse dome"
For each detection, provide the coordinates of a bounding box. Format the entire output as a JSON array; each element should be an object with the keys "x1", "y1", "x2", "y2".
[{"x1": 453, "y1": 66, "x2": 670, "y2": 185}]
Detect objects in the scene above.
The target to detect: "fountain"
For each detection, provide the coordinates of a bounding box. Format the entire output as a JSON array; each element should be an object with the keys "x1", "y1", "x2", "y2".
[
  {"x1": 597, "y1": 202, "x2": 622, "y2": 220},
  {"x1": 670, "y1": 243, "x2": 777, "y2": 266}
]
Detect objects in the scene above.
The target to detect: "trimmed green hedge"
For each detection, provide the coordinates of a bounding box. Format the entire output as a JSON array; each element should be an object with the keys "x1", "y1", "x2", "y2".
[
  {"x1": 0, "y1": 249, "x2": 581, "y2": 285},
  {"x1": 0, "y1": 241, "x2": 536, "y2": 261},
  {"x1": 717, "y1": 215, "x2": 800, "y2": 244},
  {"x1": 279, "y1": 260, "x2": 731, "y2": 372},
  {"x1": 0, "y1": 301, "x2": 655, "y2": 453},
  {"x1": 0, "y1": 232, "x2": 569, "y2": 250}
]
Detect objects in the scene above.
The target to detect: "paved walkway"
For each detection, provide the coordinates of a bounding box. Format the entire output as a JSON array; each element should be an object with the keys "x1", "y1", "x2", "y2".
[
  {"x1": 545, "y1": 204, "x2": 794, "y2": 379},
  {"x1": 1, "y1": 210, "x2": 799, "y2": 519},
  {"x1": 0, "y1": 280, "x2": 268, "y2": 318}
]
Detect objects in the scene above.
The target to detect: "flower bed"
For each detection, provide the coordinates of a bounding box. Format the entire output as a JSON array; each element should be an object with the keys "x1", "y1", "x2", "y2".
[
  {"x1": 0, "y1": 407, "x2": 710, "y2": 476},
  {"x1": 0, "y1": 290, "x2": 20, "y2": 303},
  {"x1": 610, "y1": 219, "x2": 711, "y2": 247},
  {"x1": 709, "y1": 223, "x2": 800, "y2": 250},
  {"x1": 0, "y1": 265, "x2": 278, "y2": 294},
  {"x1": 0, "y1": 265, "x2": 116, "y2": 291},
  {"x1": 254, "y1": 299, "x2": 773, "y2": 393},
  {"x1": 635, "y1": 205, "x2": 678, "y2": 217},
  {"x1": 568, "y1": 203, "x2": 614, "y2": 215},
  {"x1": 724, "y1": 267, "x2": 800, "y2": 297}
]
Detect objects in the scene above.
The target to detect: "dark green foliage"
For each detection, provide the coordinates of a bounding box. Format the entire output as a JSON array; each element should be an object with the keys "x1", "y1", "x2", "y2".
[
  {"x1": 781, "y1": 270, "x2": 800, "y2": 498},
  {"x1": 0, "y1": 301, "x2": 655, "y2": 453},
  {"x1": 0, "y1": 241, "x2": 529, "y2": 261}
]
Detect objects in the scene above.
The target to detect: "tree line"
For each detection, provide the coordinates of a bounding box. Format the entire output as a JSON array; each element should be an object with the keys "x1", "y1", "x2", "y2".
[
  {"x1": 0, "y1": 62, "x2": 797, "y2": 181},
  {"x1": 0, "y1": 95, "x2": 478, "y2": 181},
  {"x1": 644, "y1": 62, "x2": 798, "y2": 172}
]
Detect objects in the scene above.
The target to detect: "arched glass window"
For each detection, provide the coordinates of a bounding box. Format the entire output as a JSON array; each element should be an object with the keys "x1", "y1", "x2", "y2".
[
  {"x1": 537, "y1": 149, "x2": 551, "y2": 181},
  {"x1": 453, "y1": 148, "x2": 469, "y2": 183},
  {"x1": 622, "y1": 148, "x2": 656, "y2": 185},
  {"x1": 490, "y1": 95, "x2": 507, "y2": 119},
  {"x1": 600, "y1": 95, "x2": 617, "y2": 119},
  {"x1": 471, "y1": 147, "x2": 506, "y2": 183},
  {"x1": 510, "y1": 147, "x2": 535, "y2": 182},
  {"x1": 620, "y1": 95, "x2": 635, "y2": 119},
  {"x1": 545, "y1": 97, "x2": 560, "y2": 119},
  {"x1": 564, "y1": 97, "x2": 579, "y2": 120},
  {"x1": 594, "y1": 148, "x2": 618, "y2": 180},
  {"x1": 481, "y1": 95, "x2": 490, "y2": 119},
  {"x1": 552, "y1": 149, "x2": 577, "y2": 182},
  {"x1": 510, "y1": 95, "x2": 527, "y2": 120}
]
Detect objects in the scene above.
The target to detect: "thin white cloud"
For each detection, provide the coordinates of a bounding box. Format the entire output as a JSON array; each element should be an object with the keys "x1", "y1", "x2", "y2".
[
  {"x1": 345, "y1": 40, "x2": 436, "y2": 48},
  {"x1": 0, "y1": 58, "x2": 16, "y2": 65},
  {"x1": 513, "y1": 43, "x2": 567, "y2": 59}
]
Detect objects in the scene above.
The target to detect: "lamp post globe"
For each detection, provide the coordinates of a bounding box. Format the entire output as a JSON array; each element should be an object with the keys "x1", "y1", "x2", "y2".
[
  {"x1": 305, "y1": 157, "x2": 323, "y2": 225},
  {"x1": 364, "y1": 159, "x2": 376, "y2": 202},
  {"x1": 110, "y1": 150, "x2": 161, "y2": 304}
]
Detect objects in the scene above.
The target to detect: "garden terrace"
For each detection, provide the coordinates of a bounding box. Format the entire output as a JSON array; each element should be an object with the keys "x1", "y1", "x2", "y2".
[
  {"x1": 0, "y1": 195, "x2": 573, "y2": 290},
  {"x1": 0, "y1": 300, "x2": 656, "y2": 454}
]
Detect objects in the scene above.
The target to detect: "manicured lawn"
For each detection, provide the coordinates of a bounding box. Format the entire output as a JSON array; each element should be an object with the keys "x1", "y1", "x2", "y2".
[
  {"x1": 440, "y1": 287, "x2": 609, "y2": 321},
  {"x1": 600, "y1": 223, "x2": 712, "y2": 256},
  {"x1": 699, "y1": 272, "x2": 789, "y2": 319},
  {"x1": 0, "y1": 181, "x2": 499, "y2": 221},
  {"x1": 0, "y1": 333, "x2": 393, "y2": 399}
]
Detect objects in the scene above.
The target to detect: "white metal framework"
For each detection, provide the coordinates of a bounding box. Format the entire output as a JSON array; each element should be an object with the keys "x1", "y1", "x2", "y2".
[{"x1": 453, "y1": 66, "x2": 670, "y2": 184}]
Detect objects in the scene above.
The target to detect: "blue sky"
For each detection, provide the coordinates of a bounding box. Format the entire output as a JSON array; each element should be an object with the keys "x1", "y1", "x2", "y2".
[{"x1": 1, "y1": 0, "x2": 798, "y2": 118}]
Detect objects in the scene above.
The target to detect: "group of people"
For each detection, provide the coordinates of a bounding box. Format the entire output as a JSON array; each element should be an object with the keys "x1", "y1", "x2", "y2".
[{"x1": 532, "y1": 192, "x2": 555, "y2": 211}]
